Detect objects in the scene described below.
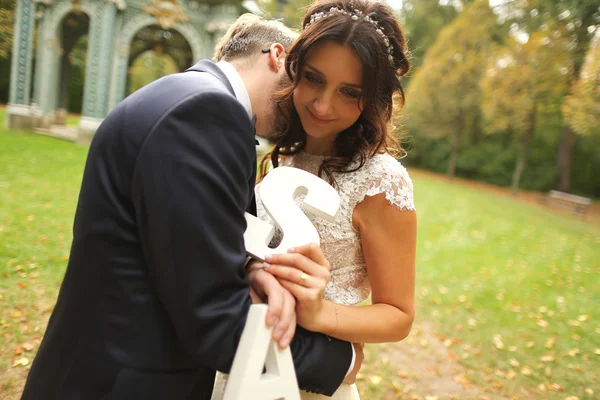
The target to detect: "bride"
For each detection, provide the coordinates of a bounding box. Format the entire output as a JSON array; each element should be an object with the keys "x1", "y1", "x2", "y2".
[
  {"x1": 213, "y1": 0, "x2": 416, "y2": 398},
  {"x1": 250, "y1": 0, "x2": 417, "y2": 398}
]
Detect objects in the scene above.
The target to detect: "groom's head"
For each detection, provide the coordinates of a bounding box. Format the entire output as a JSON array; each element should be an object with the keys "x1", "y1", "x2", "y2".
[{"x1": 214, "y1": 14, "x2": 297, "y2": 137}]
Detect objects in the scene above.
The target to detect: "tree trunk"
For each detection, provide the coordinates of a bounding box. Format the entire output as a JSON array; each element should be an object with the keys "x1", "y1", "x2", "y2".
[
  {"x1": 512, "y1": 135, "x2": 530, "y2": 196},
  {"x1": 556, "y1": 125, "x2": 576, "y2": 192},
  {"x1": 447, "y1": 130, "x2": 460, "y2": 180},
  {"x1": 512, "y1": 108, "x2": 536, "y2": 196}
]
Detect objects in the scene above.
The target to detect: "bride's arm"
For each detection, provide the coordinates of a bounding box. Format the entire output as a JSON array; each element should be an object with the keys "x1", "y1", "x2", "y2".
[
  {"x1": 318, "y1": 192, "x2": 416, "y2": 343},
  {"x1": 264, "y1": 192, "x2": 416, "y2": 344}
]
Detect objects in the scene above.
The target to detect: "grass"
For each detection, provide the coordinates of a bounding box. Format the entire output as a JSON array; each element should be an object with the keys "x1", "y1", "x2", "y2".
[
  {"x1": 357, "y1": 174, "x2": 600, "y2": 398},
  {"x1": 410, "y1": 175, "x2": 599, "y2": 398},
  {"x1": 0, "y1": 109, "x2": 598, "y2": 399}
]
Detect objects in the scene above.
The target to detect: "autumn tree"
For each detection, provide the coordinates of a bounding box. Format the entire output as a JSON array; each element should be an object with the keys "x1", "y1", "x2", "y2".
[
  {"x1": 563, "y1": 33, "x2": 600, "y2": 137},
  {"x1": 0, "y1": 0, "x2": 15, "y2": 60},
  {"x1": 399, "y1": 0, "x2": 458, "y2": 70},
  {"x1": 481, "y1": 31, "x2": 572, "y2": 195},
  {"x1": 256, "y1": 0, "x2": 312, "y2": 29},
  {"x1": 492, "y1": 0, "x2": 600, "y2": 191},
  {"x1": 0, "y1": 0, "x2": 15, "y2": 101},
  {"x1": 403, "y1": 0, "x2": 500, "y2": 179}
]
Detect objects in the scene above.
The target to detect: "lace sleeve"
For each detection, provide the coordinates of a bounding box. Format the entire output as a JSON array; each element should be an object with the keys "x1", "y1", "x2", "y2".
[{"x1": 352, "y1": 154, "x2": 415, "y2": 212}]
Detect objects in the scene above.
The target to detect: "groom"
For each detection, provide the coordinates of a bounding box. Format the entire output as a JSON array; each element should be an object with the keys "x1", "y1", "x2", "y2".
[{"x1": 21, "y1": 14, "x2": 361, "y2": 400}]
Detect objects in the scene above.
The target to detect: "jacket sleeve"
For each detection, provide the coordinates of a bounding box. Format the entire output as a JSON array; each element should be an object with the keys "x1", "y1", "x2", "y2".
[{"x1": 132, "y1": 91, "x2": 255, "y2": 372}]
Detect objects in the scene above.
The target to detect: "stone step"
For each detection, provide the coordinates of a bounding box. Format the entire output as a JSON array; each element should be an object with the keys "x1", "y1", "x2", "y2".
[{"x1": 34, "y1": 125, "x2": 78, "y2": 142}]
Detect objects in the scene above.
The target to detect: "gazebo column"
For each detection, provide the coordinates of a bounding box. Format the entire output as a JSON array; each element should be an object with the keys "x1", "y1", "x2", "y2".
[
  {"x1": 6, "y1": 0, "x2": 36, "y2": 130},
  {"x1": 78, "y1": 0, "x2": 119, "y2": 143}
]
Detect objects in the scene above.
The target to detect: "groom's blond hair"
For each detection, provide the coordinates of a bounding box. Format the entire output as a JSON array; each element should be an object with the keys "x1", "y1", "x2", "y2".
[{"x1": 214, "y1": 14, "x2": 297, "y2": 62}]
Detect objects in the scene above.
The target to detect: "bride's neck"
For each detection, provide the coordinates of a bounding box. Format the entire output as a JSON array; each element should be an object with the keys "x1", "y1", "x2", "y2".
[{"x1": 304, "y1": 136, "x2": 335, "y2": 156}]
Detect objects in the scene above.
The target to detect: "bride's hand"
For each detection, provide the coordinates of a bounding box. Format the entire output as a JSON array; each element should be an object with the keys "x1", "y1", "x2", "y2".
[{"x1": 263, "y1": 243, "x2": 331, "y2": 332}]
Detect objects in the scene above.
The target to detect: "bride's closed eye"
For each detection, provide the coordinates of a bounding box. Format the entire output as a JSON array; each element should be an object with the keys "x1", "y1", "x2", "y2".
[
  {"x1": 304, "y1": 71, "x2": 323, "y2": 84},
  {"x1": 303, "y1": 71, "x2": 361, "y2": 100},
  {"x1": 340, "y1": 87, "x2": 361, "y2": 99}
]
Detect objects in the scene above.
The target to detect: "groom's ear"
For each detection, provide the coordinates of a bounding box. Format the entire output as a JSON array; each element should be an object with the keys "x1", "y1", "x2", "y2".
[{"x1": 266, "y1": 43, "x2": 286, "y2": 72}]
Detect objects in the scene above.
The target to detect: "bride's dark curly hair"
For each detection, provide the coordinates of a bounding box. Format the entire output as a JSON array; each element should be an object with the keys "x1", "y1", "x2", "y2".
[{"x1": 259, "y1": 0, "x2": 410, "y2": 185}]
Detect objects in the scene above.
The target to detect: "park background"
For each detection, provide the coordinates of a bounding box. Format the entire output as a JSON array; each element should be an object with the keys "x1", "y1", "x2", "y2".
[{"x1": 1, "y1": 0, "x2": 599, "y2": 399}]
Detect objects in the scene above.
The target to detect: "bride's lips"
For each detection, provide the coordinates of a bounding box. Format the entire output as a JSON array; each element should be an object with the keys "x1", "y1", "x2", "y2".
[{"x1": 307, "y1": 108, "x2": 335, "y2": 125}]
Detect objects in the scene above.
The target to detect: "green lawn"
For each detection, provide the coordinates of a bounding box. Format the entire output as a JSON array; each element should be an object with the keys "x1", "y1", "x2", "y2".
[
  {"x1": 404, "y1": 175, "x2": 599, "y2": 399},
  {"x1": 0, "y1": 113, "x2": 598, "y2": 399}
]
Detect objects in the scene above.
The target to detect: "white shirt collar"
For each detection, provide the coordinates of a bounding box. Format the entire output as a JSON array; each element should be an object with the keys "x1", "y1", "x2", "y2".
[{"x1": 216, "y1": 60, "x2": 253, "y2": 120}]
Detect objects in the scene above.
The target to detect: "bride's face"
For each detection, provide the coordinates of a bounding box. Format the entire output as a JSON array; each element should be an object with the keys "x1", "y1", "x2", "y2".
[{"x1": 293, "y1": 40, "x2": 363, "y2": 146}]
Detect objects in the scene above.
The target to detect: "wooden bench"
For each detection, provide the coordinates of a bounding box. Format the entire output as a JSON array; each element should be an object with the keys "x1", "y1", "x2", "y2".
[{"x1": 542, "y1": 190, "x2": 592, "y2": 215}]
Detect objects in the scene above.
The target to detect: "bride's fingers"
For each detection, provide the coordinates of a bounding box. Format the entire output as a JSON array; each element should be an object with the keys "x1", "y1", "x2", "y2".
[
  {"x1": 264, "y1": 264, "x2": 325, "y2": 290},
  {"x1": 287, "y1": 243, "x2": 331, "y2": 271},
  {"x1": 276, "y1": 277, "x2": 318, "y2": 304},
  {"x1": 265, "y1": 253, "x2": 330, "y2": 280}
]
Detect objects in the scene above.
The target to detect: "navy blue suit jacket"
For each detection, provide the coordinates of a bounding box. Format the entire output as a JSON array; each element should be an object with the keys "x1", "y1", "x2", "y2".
[{"x1": 21, "y1": 61, "x2": 352, "y2": 400}]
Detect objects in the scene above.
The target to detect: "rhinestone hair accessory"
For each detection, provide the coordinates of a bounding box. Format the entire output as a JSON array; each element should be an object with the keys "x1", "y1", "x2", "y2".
[{"x1": 304, "y1": 7, "x2": 394, "y2": 66}]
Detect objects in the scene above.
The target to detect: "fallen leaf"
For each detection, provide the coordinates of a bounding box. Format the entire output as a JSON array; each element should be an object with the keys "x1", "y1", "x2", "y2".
[
  {"x1": 577, "y1": 314, "x2": 589, "y2": 322},
  {"x1": 443, "y1": 339, "x2": 453, "y2": 347},
  {"x1": 506, "y1": 370, "x2": 516, "y2": 380},
  {"x1": 14, "y1": 345, "x2": 23, "y2": 355},
  {"x1": 17, "y1": 282, "x2": 27, "y2": 289},
  {"x1": 537, "y1": 320, "x2": 549, "y2": 328},
  {"x1": 23, "y1": 342, "x2": 35, "y2": 351},
  {"x1": 509, "y1": 359, "x2": 520, "y2": 367},
  {"x1": 11, "y1": 311, "x2": 21, "y2": 319},
  {"x1": 521, "y1": 366, "x2": 533, "y2": 376},
  {"x1": 568, "y1": 348, "x2": 580, "y2": 357},
  {"x1": 527, "y1": 341, "x2": 535, "y2": 348},
  {"x1": 541, "y1": 355, "x2": 555, "y2": 362},
  {"x1": 594, "y1": 349, "x2": 600, "y2": 355},
  {"x1": 419, "y1": 340, "x2": 428, "y2": 348},
  {"x1": 493, "y1": 335, "x2": 504, "y2": 350},
  {"x1": 545, "y1": 338, "x2": 556, "y2": 349},
  {"x1": 548, "y1": 383, "x2": 564, "y2": 392},
  {"x1": 564, "y1": 396, "x2": 579, "y2": 400},
  {"x1": 538, "y1": 384, "x2": 547, "y2": 392},
  {"x1": 369, "y1": 375, "x2": 382, "y2": 385},
  {"x1": 585, "y1": 388, "x2": 594, "y2": 395},
  {"x1": 13, "y1": 357, "x2": 29, "y2": 367},
  {"x1": 397, "y1": 371, "x2": 408, "y2": 379}
]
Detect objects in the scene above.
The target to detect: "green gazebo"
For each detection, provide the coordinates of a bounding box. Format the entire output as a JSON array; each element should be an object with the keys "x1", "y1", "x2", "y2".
[{"x1": 6, "y1": 0, "x2": 253, "y2": 142}]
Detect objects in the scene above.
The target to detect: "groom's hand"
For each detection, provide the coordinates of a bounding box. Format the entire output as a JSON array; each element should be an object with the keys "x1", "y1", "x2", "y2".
[
  {"x1": 247, "y1": 262, "x2": 297, "y2": 349},
  {"x1": 343, "y1": 343, "x2": 365, "y2": 384}
]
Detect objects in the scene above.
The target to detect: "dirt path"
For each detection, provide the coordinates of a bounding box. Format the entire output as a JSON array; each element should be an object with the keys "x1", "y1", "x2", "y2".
[{"x1": 365, "y1": 321, "x2": 504, "y2": 400}]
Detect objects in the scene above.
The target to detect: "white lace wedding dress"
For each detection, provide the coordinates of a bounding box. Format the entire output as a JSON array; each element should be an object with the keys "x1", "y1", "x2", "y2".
[{"x1": 212, "y1": 151, "x2": 415, "y2": 400}]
